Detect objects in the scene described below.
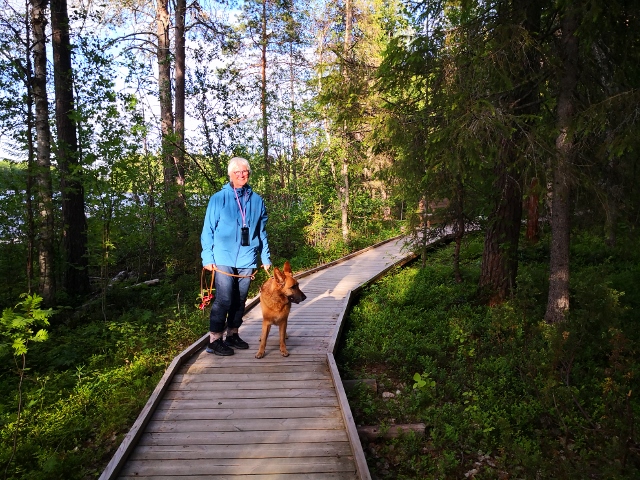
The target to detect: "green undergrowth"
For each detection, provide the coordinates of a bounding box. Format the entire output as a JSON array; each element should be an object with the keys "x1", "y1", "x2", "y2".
[
  {"x1": 0, "y1": 278, "x2": 209, "y2": 479},
  {"x1": 337, "y1": 230, "x2": 640, "y2": 479}
]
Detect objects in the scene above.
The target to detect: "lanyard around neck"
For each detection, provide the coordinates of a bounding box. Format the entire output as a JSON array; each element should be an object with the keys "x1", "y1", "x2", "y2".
[{"x1": 233, "y1": 187, "x2": 247, "y2": 227}]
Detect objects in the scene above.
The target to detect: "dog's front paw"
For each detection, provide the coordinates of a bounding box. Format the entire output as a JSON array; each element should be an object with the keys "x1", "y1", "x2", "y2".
[
  {"x1": 280, "y1": 349, "x2": 289, "y2": 357},
  {"x1": 255, "y1": 351, "x2": 265, "y2": 359}
]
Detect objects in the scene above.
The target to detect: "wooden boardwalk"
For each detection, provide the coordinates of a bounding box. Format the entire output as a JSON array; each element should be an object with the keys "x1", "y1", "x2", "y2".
[{"x1": 101, "y1": 236, "x2": 416, "y2": 480}]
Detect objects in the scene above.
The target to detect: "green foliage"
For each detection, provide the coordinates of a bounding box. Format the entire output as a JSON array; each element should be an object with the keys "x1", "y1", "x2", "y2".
[
  {"x1": 0, "y1": 162, "x2": 29, "y2": 308},
  {"x1": 0, "y1": 294, "x2": 52, "y2": 358},
  {"x1": 0, "y1": 294, "x2": 53, "y2": 479},
  {"x1": 0, "y1": 280, "x2": 209, "y2": 479},
  {"x1": 412, "y1": 372, "x2": 435, "y2": 390},
  {"x1": 338, "y1": 232, "x2": 640, "y2": 479}
]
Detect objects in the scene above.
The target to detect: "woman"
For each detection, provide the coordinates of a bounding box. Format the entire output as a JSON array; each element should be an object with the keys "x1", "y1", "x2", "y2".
[{"x1": 201, "y1": 157, "x2": 271, "y2": 355}]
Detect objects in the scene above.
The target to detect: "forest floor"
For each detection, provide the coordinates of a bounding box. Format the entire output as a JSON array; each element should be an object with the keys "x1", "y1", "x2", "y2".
[{"x1": 337, "y1": 230, "x2": 640, "y2": 479}]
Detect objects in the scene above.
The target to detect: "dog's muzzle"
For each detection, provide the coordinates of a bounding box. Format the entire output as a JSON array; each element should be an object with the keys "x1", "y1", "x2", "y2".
[{"x1": 288, "y1": 292, "x2": 307, "y2": 304}]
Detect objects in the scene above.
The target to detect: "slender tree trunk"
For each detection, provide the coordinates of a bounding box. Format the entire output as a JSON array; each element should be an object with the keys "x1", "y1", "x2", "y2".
[
  {"x1": 25, "y1": 0, "x2": 36, "y2": 293},
  {"x1": 603, "y1": 155, "x2": 620, "y2": 247},
  {"x1": 453, "y1": 173, "x2": 465, "y2": 283},
  {"x1": 51, "y1": 0, "x2": 90, "y2": 296},
  {"x1": 260, "y1": 0, "x2": 269, "y2": 172},
  {"x1": 31, "y1": 0, "x2": 55, "y2": 304},
  {"x1": 144, "y1": 139, "x2": 157, "y2": 275},
  {"x1": 526, "y1": 177, "x2": 540, "y2": 243},
  {"x1": 478, "y1": 144, "x2": 523, "y2": 304},
  {"x1": 340, "y1": 156, "x2": 349, "y2": 241},
  {"x1": 289, "y1": 42, "x2": 298, "y2": 195},
  {"x1": 173, "y1": 0, "x2": 188, "y2": 231},
  {"x1": 545, "y1": 5, "x2": 579, "y2": 323},
  {"x1": 523, "y1": 0, "x2": 542, "y2": 246},
  {"x1": 174, "y1": 0, "x2": 185, "y2": 163},
  {"x1": 420, "y1": 194, "x2": 430, "y2": 268},
  {"x1": 344, "y1": 0, "x2": 352, "y2": 49},
  {"x1": 157, "y1": 0, "x2": 176, "y2": 215},
  {"x1": 338, "y1": 0, "x2": 352, "y2": 243}
]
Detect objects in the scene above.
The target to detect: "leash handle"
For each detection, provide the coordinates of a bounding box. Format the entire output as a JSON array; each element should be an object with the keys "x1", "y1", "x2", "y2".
[{"x1": 199, "y1": 268, "x2": 215, "y2": 310}]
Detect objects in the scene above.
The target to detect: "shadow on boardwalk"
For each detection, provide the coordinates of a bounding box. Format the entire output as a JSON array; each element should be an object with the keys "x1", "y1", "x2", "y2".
[{"x1": 100, "y1": 235, "x2": 431, "y2": 480}]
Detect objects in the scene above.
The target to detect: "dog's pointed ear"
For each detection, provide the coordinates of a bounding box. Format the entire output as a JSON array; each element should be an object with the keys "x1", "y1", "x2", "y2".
[
  {"x1": 274, "y1": 267, "x2": 284, "y2": 285},
  {"x1": 283, "y1": 261, "x2": 292, "y2": 274}
]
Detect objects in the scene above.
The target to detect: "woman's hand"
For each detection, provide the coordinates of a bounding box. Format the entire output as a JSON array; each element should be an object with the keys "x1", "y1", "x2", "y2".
[{"x1": 204, "y1": 264, "x2": 215, "y2": 271}]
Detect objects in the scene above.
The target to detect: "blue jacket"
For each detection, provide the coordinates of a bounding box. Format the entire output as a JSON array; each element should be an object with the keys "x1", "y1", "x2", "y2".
[{"x1": 201, "y1": 183, "x2": 271, "y2": 269}]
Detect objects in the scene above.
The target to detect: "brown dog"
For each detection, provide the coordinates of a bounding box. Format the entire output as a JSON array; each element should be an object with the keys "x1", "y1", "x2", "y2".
[{"x1": 255, "y1": 261, "x2": 307, "y2": 359}]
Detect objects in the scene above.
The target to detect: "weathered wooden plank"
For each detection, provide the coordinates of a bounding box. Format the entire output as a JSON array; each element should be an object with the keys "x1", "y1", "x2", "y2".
[
  {"x1": 127, "y1": 442, "x2": 353, "y2": 460},
  {"x1": 280, "y1": 314, "x2": 340, "y2": 319},
  {"x1": 160, "y1": 392, "x2": 337, "y2": 411},
  {"x1": 120, "y1": 457, "x2": 357, "y2": 476},
  {"x1": 252, "y1": 329, "x2": 337, "y2": 335},
  {"x1": 182, "y1": 362, "x2": 329, "y2": 374},
  {"x1": 168, "y1": 379, "x2": 332, "y2": 391},
  {"x1": 192, "y1": 347, "x2": 330, "y2": 360},
  {"x1": 213, "y1": 338, "x2": 330, "y2": 348},
  {"x1": 238, "y1": 322, "x2": 337, "y2": 329},
  {"x1": 151, "y1": 406, "x2": 341, "y2": 421},
  {"x1": 157, "y1": 396, "x2": 339, "y2": 410},
  {"x1": 181, "y1": 364, "x2": 329, "y2": 373},
  {"x1": 181, "y1": 365, "x2": 328, "y2": 376},
  {"x1": 137, "y1": 429, "x2": 350, "y2": 446},
  {"x1": 145, "y1": 416, "x2": 346, "y2": 433},
  {"x1": 189, "y1": 353, "x2": 326, "y2": 364},
  {"x1": 247, "y1": 347, "x2": 331, "y2": 358},
  {"x1": 121, "y1": 474, "x2": 358, "y2": 480},
  {"x1": 163, "y1": 388, "x2": 336, "y2": 400},
  {"x1": 123, "y1": 457, "x2": 354, "y2": 478},
  {"x1": 174, "y1": 371, "x2": 331, "y2": 383}
]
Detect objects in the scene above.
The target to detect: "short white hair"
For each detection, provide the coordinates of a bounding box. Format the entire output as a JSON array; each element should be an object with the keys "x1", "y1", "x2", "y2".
[{"x1": 227, "y1": 157, "x2": 251, "y2": 177}]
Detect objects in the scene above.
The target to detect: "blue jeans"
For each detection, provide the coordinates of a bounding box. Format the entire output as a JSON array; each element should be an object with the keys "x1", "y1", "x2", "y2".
[{"x1": 209, "y1": 266, "x2": 254, "y2": 333}]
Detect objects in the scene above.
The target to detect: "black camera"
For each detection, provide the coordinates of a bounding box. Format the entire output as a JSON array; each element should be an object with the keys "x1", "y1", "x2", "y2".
[{"x1": 241, "y1": 226, "x2": 250, "y2": 246}]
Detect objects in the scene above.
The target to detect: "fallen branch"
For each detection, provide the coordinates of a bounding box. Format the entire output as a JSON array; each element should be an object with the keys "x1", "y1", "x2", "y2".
[
  {"x1": 357, "y1": 423, "x2": 426, "y2": 441},
  {"x1": 342, "y1": 378, "x2": 377, "y2": 393}
]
